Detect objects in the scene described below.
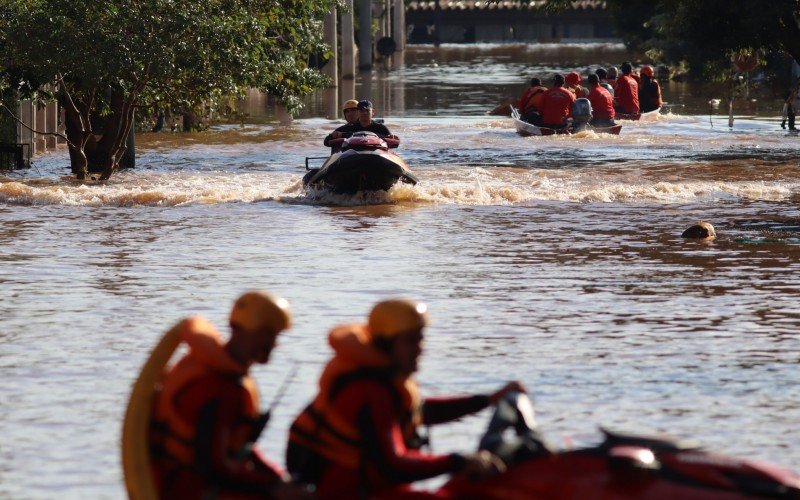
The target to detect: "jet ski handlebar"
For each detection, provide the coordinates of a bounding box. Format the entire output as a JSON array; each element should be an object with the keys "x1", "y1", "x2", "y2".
[
  {"x1": 327, "y1": 135, "x2": 400, "y2": 149},
  {"x1": 479, "y1": 391, "x2": 552, "y2": 465}
]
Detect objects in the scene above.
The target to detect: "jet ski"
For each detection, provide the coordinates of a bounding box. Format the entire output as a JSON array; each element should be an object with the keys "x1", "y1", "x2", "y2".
[
  {"x1": 303, "y1": 131, "x2": 418, "y2": 194},
  {"x1": 511, "y1": 102, "x2": 623, "y2": 137},
  {"x1": 440, "y1": 392, "x2": 800, "y2": 499}
]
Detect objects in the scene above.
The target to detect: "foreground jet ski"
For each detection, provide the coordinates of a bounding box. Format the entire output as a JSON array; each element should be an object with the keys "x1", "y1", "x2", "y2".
[{"x1": 441, "y1": 392, "x2": 800, "y2": 499}]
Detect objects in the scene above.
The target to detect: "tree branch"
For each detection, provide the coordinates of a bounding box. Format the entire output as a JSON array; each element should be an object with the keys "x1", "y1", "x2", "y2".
[
  {"x1": 56, "y1": 73, "x2": 87, "y2": 134},
  {"x1": 0, "y1": 102, "x2": 76, "y2": 149}
]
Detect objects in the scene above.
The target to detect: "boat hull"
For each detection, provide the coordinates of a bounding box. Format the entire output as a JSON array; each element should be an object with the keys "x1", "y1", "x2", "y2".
[
  {"x1": 510, "y1": 106, "x2": 622, "y2": 137},
  {"x1": 512, "y1": 115, "x2": 622, "y2": 137}
]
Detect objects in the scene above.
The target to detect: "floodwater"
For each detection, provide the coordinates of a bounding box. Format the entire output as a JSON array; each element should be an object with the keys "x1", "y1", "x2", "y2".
[{"x1": 2, "y1": 44, "x2": 800, "y2": 499}]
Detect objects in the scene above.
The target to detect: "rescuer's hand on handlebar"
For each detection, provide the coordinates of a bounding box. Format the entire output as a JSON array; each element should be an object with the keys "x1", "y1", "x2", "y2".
[
  {"x1": 488, "y1": 381, "x2": 527, "y2": 405},
  {"x1": 462, "y1": 450, "x2": 507, "y2": 481}
]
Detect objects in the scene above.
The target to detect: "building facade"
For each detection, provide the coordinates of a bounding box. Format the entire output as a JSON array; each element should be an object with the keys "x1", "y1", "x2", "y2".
[{"x1": 406, "y1": 1, "x2": 616, "y2": 44}]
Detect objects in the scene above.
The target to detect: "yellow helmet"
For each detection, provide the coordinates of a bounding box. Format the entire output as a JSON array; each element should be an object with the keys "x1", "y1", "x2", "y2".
[
  {"x1": 343, "y1": 99, "x2": 359, "y2": 111},
  {"x1": 368, "y1": 299, "x2": 428, "y2": 339},
  {"x1": 229, "y1": 291, "x2": 291, "y2": 334}
]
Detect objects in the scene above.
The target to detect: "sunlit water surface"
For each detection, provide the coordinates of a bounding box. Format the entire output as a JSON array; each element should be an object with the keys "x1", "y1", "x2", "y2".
[{"x1": 2, "y1": 45, "x2": 800, "y2": 499}]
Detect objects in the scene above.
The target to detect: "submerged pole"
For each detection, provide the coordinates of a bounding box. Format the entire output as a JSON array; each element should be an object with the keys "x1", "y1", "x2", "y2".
[
  {"x1": 433, "y1": 0, "x2": 441, "y2": 47},
  {"x1": 341, "y1": 0, "x2": 356, "y2": 79},
  {"x1": 358, "y1": 0, "x2": 372, "y2": 70},
  {"x1": 323, "y1": 8, "x2": 338, "y2": 85},
  {"x1": 393, "y1": 0, "x2": 406, "y2": 52}
]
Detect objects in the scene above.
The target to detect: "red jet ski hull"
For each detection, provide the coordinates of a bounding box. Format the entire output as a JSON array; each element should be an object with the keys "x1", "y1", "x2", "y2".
[
  {"x1": 440, "y1": 394, "x2": 800, "y2": 500},
  {"x1": 441, "y1": 446, "x2": 800, "y2": 499}
]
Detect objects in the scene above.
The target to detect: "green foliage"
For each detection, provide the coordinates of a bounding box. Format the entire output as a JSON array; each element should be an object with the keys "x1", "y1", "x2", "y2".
[
  {"x1": 1, "y1": 0, "x2": 338, "y2": 111},
  {"x1": 0, "y1": 0, "x2": 340, "y2": 178}
]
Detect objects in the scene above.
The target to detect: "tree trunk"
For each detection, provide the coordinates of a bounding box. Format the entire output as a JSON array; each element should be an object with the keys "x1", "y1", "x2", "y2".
[
  {"x1": 182, "y1": 111, "x2": 198, "y2": 132},
  {"x1": 62, "y1": 103, "x2": 89, "y2": 180}
]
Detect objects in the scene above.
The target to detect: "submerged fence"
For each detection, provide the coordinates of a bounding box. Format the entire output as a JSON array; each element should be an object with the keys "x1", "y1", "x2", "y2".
[{"x1": 0, "y1": 95, "x2": 63, "y2": 170}]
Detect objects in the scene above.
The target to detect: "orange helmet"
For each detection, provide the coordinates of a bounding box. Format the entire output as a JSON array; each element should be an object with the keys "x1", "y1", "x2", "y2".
[
  {"x1": 229, "y1": 291, "x2": 291, "y2": 334},
  {"x1": 640, "y1": 65, "x2": 654, "y2": 77},
  {"x1": 565, "y1": 72, "x2": 582, "y2": 86},
  {"x1": 368, "y1": 299, "x2": 428, "y2": 339}
]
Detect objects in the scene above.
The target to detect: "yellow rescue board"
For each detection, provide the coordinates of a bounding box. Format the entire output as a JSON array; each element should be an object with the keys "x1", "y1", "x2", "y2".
[{"x1": 120, "y1": 323, "x2": 182, "y2": 500}]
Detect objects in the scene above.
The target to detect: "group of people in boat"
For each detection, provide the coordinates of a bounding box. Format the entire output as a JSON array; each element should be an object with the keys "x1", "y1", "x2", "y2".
[
  {"x1": 516, "y1": 62, "x2": 663, "y2": 130},
  {"x1": 148, "y1": 291, "x2": 524, "y2": 499}
]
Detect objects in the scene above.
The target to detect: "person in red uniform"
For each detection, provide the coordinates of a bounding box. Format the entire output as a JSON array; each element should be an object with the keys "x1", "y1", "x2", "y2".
[
  {"x1": 638, "y1": 65, "x2": 663, "y2": 113},
  {"x1": 539, "y1": 74, "x2": 576, "y2": 129},
  {"x1": 587, "y1": 74, "x2": 616, "y2": 127},
  {"x1": 614, "y1": 61, "x2": 640, "y2": 116},
  {"x1": 565, "y1": 71, "x2": 588, "y2": 98},
  {"x1": 516, "y1": 77, "x2": 548, "y2": 124},
  {"x1": 287, "y1": 299, "x2": 525, "y2": 500},
  {"x1": 150, "y1": 292, "x2": 309, "y2": 499}
]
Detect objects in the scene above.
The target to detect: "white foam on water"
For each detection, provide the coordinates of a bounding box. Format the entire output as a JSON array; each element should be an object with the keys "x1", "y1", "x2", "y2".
[
  {"x1": 2, "y1": 166, "x2": 796, "y2": 207},
  {"x1": 4, "y1": 114, "x2": 799, "y2": 207}
]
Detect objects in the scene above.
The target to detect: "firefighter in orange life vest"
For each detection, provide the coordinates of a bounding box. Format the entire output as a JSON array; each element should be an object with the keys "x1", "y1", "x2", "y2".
[
  {"x1": 287, "y1": 299, "x2": 525, "y2": 499},
  {"x1": 150, "y1": 292, "x2": 310, "y2": 499}
]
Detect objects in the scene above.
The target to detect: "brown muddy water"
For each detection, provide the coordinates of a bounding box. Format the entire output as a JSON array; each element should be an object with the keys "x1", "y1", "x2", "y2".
[{"x1": 2, "y1": 44, "x2": 800, "y2": 498}]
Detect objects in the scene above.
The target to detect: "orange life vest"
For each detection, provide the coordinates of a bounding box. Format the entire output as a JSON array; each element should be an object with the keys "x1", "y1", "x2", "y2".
[
  {"x1": 150, "y1": 318, "x2": 260, "y2": 466},
  {"x1": 519, "y1": 86, "x2": 548, "y2": 114},
  {"x1": 289, "y1": 324, "x2": 421, "y2": 469}
]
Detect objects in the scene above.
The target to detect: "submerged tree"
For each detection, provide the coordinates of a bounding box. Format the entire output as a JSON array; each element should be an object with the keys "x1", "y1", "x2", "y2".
[{"x1": 0, "y1": 0, "x2": 338, "y2": 180}]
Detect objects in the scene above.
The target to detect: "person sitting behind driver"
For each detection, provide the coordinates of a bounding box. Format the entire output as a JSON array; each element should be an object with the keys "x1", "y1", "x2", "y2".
[
  {"x1": 587, "y1": 74, "x2": 616, "y2": 128},
  {"x1": 539, "y1": 74, "x2": 576, "y2": 129},
  {"x1": 287, "y1": 299, "x2": 523, "y2": 500},
  {"x1": 323, "y1": 99, "x2": 360, "y2": 151},
  {"x1": 517, "y1": 77, "x2": 548, "y2": 124},
  {"x1": 565, "y1": 71, "x2": 588, "y2": 98},
  {"x1": 324, "y1": 100, "x2": 398, "y2": 151}
]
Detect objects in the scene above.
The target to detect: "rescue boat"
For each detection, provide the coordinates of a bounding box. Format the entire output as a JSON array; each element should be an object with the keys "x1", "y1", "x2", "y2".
[
  {"x1": 303, "y1": 131, "x2": 418, "y2": 194},
  {"x1": 511, "y1": 106, "x2": 622, "y2": 137}
]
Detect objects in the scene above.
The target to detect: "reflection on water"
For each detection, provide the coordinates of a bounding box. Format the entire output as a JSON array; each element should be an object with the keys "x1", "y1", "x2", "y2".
[
  {"x1": 242, "y1": 44, "x2": 786, "y2": 121},
  {"x1": 2, "y1": 45, "x2": 800, "y2": 499}
]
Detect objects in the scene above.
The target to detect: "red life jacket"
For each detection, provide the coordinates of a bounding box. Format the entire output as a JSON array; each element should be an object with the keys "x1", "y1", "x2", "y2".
[
  {"x1": 518, "y1": 86, "x2": 548, "y2": 114},
  {"x1": 150, "y1": 318, "x2": 260, "y2": 468},
  {"x1": 288, "y1": 324, "x2": 421, "y2": 469}
]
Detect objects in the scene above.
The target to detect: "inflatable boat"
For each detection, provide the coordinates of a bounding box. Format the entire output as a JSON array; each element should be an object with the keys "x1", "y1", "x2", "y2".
[{"x1": 303, "y1": 132, "x2": 418, "y2": 194}]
